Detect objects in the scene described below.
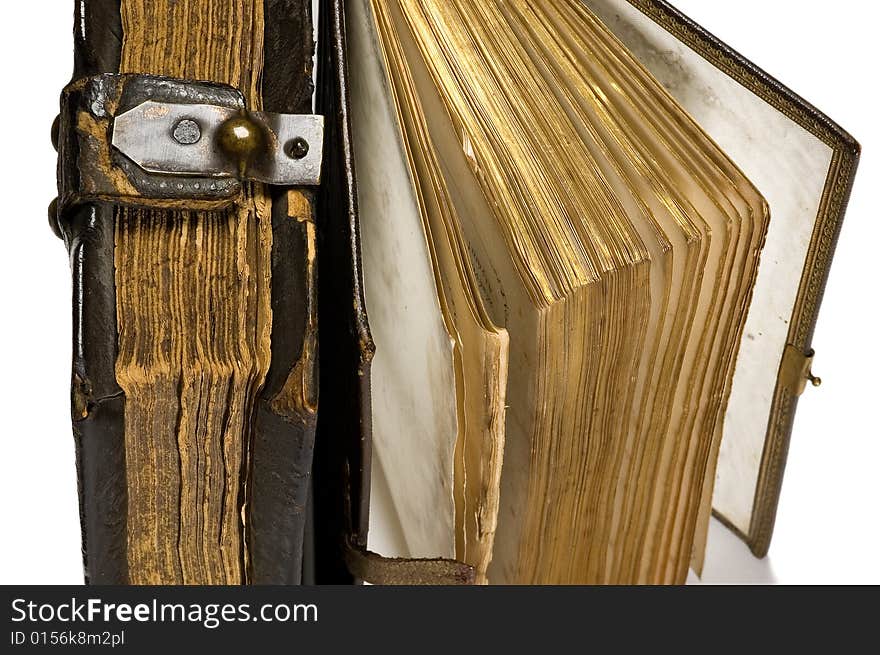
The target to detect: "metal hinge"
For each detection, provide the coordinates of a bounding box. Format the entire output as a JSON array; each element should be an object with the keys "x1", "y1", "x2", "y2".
[
  {"x1": 779, "y1": 345, "x2": 822, "y2": 397},
  {"x1": 54, "y1": 74, "x2": 324, "y2": 221}
]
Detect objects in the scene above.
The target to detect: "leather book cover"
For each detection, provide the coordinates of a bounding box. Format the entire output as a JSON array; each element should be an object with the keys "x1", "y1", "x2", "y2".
[{"x1": 56, "y1": 0, "x2": 323, "y2": 585}]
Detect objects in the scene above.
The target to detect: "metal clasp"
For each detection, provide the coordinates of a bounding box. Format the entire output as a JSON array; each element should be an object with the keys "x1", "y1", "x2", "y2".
[
  {"x1": 113, "y1": 101, "x2": 323, "y2": 187},
  {"x1": 55, "y1": 74, "x2": 324, "y2": 218},
  {"x1": 780, "y1": 345, "x2": 822, "y2": 397}
]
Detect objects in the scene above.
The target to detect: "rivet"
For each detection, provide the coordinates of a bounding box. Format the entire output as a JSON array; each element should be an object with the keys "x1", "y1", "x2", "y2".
[
  {"x1": 172, "y1": 118, "x2": 202, "y2": 145},
  {"x1": 285, "y1": 137, "x2": 310, "y2": 160}
]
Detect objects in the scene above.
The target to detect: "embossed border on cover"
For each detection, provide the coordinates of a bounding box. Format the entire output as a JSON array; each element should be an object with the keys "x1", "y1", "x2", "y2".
[{"x1": 626, "y1": 0, "x2": 860, "y2": 557}]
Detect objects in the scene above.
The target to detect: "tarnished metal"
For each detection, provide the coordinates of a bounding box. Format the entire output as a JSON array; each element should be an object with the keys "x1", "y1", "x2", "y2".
[
  {"x1": 113, "y1": 100, "x2": 324, "y2": 186},
  {"x1": 56, "y1": 73, "x2": 324, "y2": 222},
  {"x1": 779, "y1": 345, "x2": 821, "y2": 397},
  {"x1": 254, "y1": 112, "x2": 323, "y2": 184},
  {"x1": 172, "y1": 119, "x2": 202, "y2": 145},
  {"x1": 216, "y1": 115, "x2": 264, "y2": 166},
  {"x1": 51, "y1": 115, "x2": 61, "y2": 151},
  {"x1": 285, "y1": 136, "x2": 310, "y2": 160},
  {"x1": 48, "y1": 198, "x2": 61, "y2": 239}
]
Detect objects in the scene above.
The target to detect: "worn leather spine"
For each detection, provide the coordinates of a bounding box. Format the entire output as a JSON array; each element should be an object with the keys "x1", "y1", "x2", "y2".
[
  {"x1": 64, "y1": 0, "x2": 127, "y2": 585},
  {"x1": 60, "y1": 0, "x2": 320, "y2": 584},
  {"x1": 248, "y1": 0, "x2": 318, "y2": 587},
  {"x1": 312, "y1": 0, "x2": 376, "y2": 584}
]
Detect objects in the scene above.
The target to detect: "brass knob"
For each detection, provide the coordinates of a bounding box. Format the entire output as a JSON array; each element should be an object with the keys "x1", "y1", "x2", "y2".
[
  {"x1": 807, "y1": 371, "x2": 822, "y2": 388},
  {"x1": 48, "y1": 198, "x2": 62, "y2": 239},
  {"x1": 51, "y1": 115, "x2": 60, "y2": 151},
  {"x1": 216, "y1": 114, "x2": 265, "y2": 176}
]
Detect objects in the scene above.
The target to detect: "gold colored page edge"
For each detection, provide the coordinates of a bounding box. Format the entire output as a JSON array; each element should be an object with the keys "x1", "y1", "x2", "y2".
[{"x1": 624, "y1": 0, "x2": 860, "y2": 557}]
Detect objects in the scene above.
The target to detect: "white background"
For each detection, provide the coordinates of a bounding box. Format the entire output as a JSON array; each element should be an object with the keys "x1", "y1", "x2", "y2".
[{"x1": 0, "y1": 1, "x2": 876, "y2": 585}]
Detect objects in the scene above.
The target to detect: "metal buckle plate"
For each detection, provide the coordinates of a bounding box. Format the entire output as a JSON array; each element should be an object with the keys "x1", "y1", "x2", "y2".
[
  {"x1": 55, "y1": 74, "x2": 324, "y2": 216},
  {"x1": 113, "y1": 101, "x2": 324, "y2": 186}
]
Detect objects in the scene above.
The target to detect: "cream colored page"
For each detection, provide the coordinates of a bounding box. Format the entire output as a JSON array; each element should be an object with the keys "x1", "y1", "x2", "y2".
[
  {"x1": 349, "y1": 0, "x2": 458, "y2": 558},
  {"x1": 374, "y1": 0, "x2": 510, "y2": 577}
]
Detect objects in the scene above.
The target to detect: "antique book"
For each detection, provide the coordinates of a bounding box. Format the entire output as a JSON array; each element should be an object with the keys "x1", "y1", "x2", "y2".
[
  {"x1": 53, "y1": 0, "x2": 856, "y2": 586},
  {"x1": 56, "y1": 0, "x2": 324, "y2": 585},
  {"x1": 349, "y1": 0, "x2": 858, "y2": 584},
  {"x1": 56, "y1": 0, "x2": 469, "y2": 587}
]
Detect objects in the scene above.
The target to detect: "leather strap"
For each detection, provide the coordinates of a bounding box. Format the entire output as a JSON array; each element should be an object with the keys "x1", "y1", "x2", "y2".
[
  {"x1": 340, "y1": 459, "x2": 475, "y2": 585},
  {"x1": 344, "y1": 541, "x2": 475, "y2": 586}
]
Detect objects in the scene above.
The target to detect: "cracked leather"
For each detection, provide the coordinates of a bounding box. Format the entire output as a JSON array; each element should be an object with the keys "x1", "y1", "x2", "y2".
[{"x1": 60, "y1": 0, "x2": 330, "y2": 585}]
